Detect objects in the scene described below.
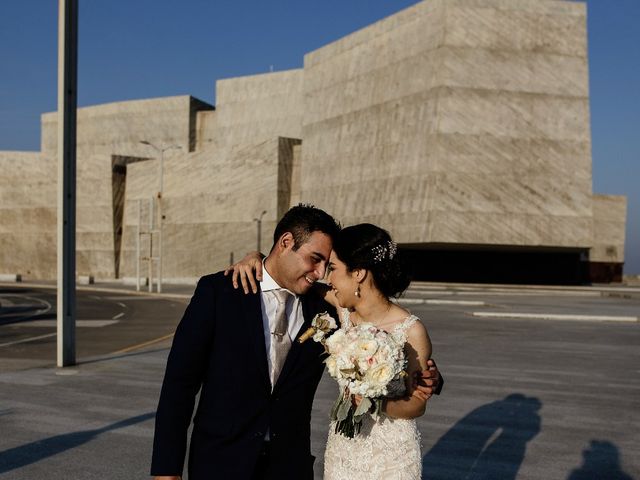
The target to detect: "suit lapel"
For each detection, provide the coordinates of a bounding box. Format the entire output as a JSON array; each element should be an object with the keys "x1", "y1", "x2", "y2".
[{"x1": 241, "y1": 290, "x2": 271, "y2": 393}]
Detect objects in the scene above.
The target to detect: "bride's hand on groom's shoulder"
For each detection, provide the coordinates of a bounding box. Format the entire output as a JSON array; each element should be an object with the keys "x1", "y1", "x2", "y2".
[{"x1": 224, "y1": 251, "x2": 265, "y2": 294}]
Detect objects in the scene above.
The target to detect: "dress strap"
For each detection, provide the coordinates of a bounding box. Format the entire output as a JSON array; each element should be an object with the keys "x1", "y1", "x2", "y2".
[
  {"x1": 392, "y1": 314, "x2": 418, "y2": 335},
  {"x1": 340, "y1": 308, "x2": 352, "y2": 329}
]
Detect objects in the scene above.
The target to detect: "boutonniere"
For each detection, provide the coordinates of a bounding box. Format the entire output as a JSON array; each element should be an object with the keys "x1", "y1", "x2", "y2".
[{"x1": 298, "y1": 312, "x2": 337, "y2": 344}]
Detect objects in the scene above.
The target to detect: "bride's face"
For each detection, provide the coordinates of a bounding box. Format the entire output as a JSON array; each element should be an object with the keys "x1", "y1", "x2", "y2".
[{"x1": 326, "y1": 251, "x2": 359, "y2": 308}]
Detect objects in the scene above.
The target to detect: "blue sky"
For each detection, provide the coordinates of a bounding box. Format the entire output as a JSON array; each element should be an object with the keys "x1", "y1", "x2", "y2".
[{"x1": 1, "y1": 0, "x2": 638, "y2": 274}]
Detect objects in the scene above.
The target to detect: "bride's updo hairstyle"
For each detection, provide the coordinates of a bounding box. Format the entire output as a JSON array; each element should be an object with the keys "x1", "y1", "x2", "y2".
[{"x1": 332, "y1": 223, "x2": 411, "y2": 298}]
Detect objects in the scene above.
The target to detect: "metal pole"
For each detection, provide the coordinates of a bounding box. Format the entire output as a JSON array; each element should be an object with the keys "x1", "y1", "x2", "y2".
[
  {"x1": 57, "y1": 0, "x2": 78, "y2": 367},
  {"x1": 149, "y1": 197, "x2": 154, "y2": 293},
  {"x1": 254, "y1": 210, "x2": 267, "y2": 252},
  {"x1": 157, "y1": 149, "x2": 163, "y2": 293},
  {"x1": 139, "y1": 141, "x2": 179, "y2": 293},
  {"x1": 257, "y1": 218, "x2": 261, "y2": 252},
  {"x1": 136, "y1": 199, "x2": 141, "y2": 292}
]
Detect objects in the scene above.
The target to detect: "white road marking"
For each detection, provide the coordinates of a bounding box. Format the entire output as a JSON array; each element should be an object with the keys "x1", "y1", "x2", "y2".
[
  {"x1": 471, "y1": 312, "x2": 639, "y2": 322},
  {"x1": 101, "y1": 296, "x2": 159, "y2": 301},
  {"x1": 426, "y1": 299, "x2": 486, "y2": 305},
  {"x1": 112, "y1": 312, "x2": 125, "y2": 320},
  {"x1": 117, "y1": 302, "x2": 126, "y2": 308},
  {"x1": 399, "y1": 298, "x2": 486, "y2": 306},
  {"x1": 10, "y1": 320, "x2": 119, "y2": 328},
  {"x1": 406, "y1": 289, "x2": 600, "y2": 297},
  {"x1": 0, "y1": 333, "x2": 56, "y2": 348}
]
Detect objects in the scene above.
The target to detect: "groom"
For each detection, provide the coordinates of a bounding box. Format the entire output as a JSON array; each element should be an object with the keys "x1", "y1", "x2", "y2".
[{"x1": 151, "y1": 204, "x2": 440, "y2": 479}]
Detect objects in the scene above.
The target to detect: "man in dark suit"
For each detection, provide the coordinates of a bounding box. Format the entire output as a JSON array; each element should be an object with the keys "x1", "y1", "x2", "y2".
[{"x1": 151, "y1": 205, "x2": 341, "y2": 479}]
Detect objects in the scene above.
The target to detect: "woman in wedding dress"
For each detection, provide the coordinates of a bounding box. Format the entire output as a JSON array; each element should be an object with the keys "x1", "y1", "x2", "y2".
[
  {"x1": 319, "y1": 223, "x2": 432, "y2": 480},
  {"x1": 228, "y1": 223, "x2": 434, "y2": 479}
]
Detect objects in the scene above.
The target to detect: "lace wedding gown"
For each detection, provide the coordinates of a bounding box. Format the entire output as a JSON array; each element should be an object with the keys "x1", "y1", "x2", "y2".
[{"x1": 323, "y1": 310, "x2": 422, "y2": 480}]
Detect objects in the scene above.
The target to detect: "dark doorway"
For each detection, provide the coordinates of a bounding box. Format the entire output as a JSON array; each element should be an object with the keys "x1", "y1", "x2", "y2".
[{"x1": 402, "y1": 244, "x2": 590, "y2": 285}]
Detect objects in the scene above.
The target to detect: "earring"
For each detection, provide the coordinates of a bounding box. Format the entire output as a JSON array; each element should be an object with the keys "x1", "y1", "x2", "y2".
[{"x1": 355, "y1": 284, "x2": 361, "y2": 298}]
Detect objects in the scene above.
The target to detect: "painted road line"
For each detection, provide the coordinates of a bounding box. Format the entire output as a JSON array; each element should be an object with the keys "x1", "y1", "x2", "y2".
[
  {"x1": 404, "y1": 289, "x2": 601, "y2": 297},
  {"x1": 13, "y1": 320, "x2": 120, "y2": 328},
  {"x1": 100, "y1": 295, "x2": 164, "y2": 301},
  {"x1": 112, "y1": 312, "x2": 125, "y2": 320},
  {"x1": 471, "y1": 312, "x2": 639, "y2": 322},
  {"x1": 404, "y1": 291, "x2": 455, "y2": 296},
  {"x1": 0, "y1": 295, "x2": 16, "y2": 307},
  {"x1": 399, "y1": 299, "x2": 486, "y2": 306},
  {"x1": 425, "y1": 299, "x2": 486, "y2": 306},
  {"x1": 0, "y1": 333, "x2": 57, "y2": 348},
  {"x1": 111, "y1": 333, "x2": 175, "y2": 355},
  {"x1": 452, "y1": 290, "x2": 599, "y2": 297}
]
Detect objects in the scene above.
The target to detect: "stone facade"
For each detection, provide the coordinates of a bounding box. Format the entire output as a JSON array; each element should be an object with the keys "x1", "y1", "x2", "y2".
[
  {"x1": 0, "y1": 151, "x2": 55, "y2": 279},
  {"x1": 0, "y1": 0, "x2": 627, "y2": 283},
  {"x1": 301, "y1": 0, "x2": 596, "y2": 250}
]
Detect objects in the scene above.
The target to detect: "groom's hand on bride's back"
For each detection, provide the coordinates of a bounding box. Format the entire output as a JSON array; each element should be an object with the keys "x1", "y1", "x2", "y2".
[
  {"x1": 224, "y1": 251, "x2": 265, "y2": 294},
  {"x1": 412, "y1": 358, "x2": 443, "y2": 400}
]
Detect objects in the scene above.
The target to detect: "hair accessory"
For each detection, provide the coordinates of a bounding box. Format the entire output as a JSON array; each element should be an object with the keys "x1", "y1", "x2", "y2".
[{"x1": 371, "y1": 240, "x2": 397, "y2": 263}]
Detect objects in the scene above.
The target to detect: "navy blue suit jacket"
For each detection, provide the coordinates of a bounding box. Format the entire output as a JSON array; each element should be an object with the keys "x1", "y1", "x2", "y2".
[{"x1": 151, "y1": 272, "x2": 334, "y2": 479}]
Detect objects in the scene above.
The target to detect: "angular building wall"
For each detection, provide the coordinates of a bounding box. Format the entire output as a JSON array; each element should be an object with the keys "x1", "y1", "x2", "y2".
[
  {"x1": 590, "y1": 195, "x2": 627, "y2": 282},
  {"x1": 6, "y1": 96, "x2": 214, "y2": 280},
  {"x1": 301, "y1": 0, "x2": 594, "y2": 248},
  {"x1": 118, "y1": 70, "x2": 304, "y2": 281},
  {"x1": 0, "y1": 152, "x2": 55, "y2": 279}
]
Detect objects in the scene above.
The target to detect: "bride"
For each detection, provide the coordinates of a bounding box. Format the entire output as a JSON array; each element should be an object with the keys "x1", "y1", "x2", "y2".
[
  {"x1": 320, "y1": 223, "x2": 431, "y2": 480},
  {"x1": 231, "y1": 223, "x2": 434, "y2": 480}
]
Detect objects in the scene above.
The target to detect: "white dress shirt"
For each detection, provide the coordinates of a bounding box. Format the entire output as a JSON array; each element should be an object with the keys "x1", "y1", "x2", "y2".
[{"x1": 259, "y1": 262, "x2": 305, "y2": 380}]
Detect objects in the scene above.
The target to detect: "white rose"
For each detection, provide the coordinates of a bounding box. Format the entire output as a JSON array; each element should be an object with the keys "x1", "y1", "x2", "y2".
[
  {"x1": 325, "y1": 356, "x2": 339, "y2": 377},
  {"x1": 354, "y1": 339, "x2": 378, "y2": 358},
  {"x1": 366, "y1": 363, "x2": 394, "y2": 387},
  {"x1": 325, "y1": 330, "x2": 346, "y2": 354}
]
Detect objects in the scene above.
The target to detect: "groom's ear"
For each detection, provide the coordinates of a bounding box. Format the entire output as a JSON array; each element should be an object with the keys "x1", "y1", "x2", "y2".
[{"x1": 278, "y1": 232, "x2": 295, "y2": 252}]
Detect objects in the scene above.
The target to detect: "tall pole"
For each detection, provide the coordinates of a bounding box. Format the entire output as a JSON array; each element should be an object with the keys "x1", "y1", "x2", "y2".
[
  {"x1": 139, "y1": 141, "x2": 180, "y2": 293},
  {"x1": 57, "y1": 0, "x2": 78, "y2": 367},
  {"x1": 254, "y1": 210, "x2": 267, "y2": 252},
  {"x1": 157, "y1": 149, "x2": 163, "y2": 293}
]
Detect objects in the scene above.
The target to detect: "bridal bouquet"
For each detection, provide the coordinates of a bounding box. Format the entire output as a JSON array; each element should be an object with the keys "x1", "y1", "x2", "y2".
[{"x1": 323, "y1": 323, "x2": 408, "y2": 438}]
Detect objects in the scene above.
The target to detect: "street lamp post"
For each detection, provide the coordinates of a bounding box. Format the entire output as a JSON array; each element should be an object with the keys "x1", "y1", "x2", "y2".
[
  {"x1": 139, "y1": 140, "x2": 181, "y2": 292},
  {"x1": 57, "y1": 0, "x2": 78, "y2": 367},
  {"x1": 253, "y1": 210, "x2": 267, "y2": 252}
]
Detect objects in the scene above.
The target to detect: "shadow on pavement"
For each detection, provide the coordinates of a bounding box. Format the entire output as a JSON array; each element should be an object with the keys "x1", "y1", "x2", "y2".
[
  {"x1": 422, "y1": 393, "x2": 542, "y2": 479},
  {"x1": 567, "y1": 440, "x2": 635, "y2": 480},
  {"x1": 0, "y1": 412, "x2": 154, "y2": 475}
]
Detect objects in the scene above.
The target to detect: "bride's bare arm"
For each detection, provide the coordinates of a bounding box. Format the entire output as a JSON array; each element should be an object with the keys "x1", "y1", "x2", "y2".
[
  {"x1": 224, "y1": 251, "x2": 264, "y2": 294},
  {"x1": 383, "y1": 321, "x2": 432, "y2": 419}
]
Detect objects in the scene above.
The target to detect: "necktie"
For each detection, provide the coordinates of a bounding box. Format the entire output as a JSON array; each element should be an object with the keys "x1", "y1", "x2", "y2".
[{"x1": 271, "y1": 289, "x2": 292, "y2": 386}]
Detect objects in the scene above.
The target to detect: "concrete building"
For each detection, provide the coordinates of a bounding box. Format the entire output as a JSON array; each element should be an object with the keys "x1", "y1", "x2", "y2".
[{"x1": 0, "y1": 0, "x2": 626, "y2": 284}]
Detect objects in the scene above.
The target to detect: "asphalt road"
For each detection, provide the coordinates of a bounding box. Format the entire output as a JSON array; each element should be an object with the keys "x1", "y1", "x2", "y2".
[
  {"x1": 0, "y1": 286, "x2": 187, "y2": 371},
  {"x1": 0, "y1": 283, "x2": 638, "y2": 479}
]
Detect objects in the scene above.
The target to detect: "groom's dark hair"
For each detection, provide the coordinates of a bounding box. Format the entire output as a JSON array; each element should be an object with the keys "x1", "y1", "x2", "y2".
[{"x1": 271, "y1": 204, "x2": 341, "y2": 251}]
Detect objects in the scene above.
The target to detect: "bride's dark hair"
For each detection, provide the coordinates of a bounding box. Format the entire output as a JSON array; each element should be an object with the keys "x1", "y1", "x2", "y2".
[{"x1": 332, "y1": 223, "x2": 411, "y2": 298}]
